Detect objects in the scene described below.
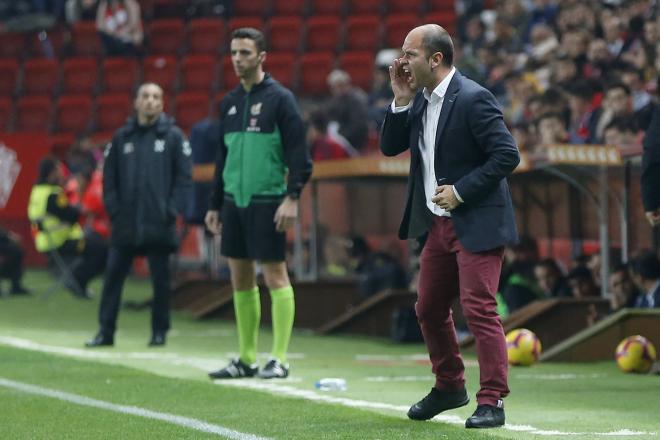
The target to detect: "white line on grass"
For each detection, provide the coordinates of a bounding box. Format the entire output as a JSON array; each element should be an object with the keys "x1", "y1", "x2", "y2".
[
  {"x1": 1, "y1": 337, "x2": 655, "y2": 437},
  {"x1": 0, "y1": 377, "x2": 271, "y2": 440}
]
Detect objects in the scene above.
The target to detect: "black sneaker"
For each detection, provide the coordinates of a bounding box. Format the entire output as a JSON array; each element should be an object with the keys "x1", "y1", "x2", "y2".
[
  {"x1": 465, "y1": 404, "x2": 505, "y2": 428},
  {"x1": 208, "y1": 359, "x2": 258, "y2": 379},
  {"x1": 408, "y1": 387, "x2": 470, "y2": 420},
  {"x1": 85, "y1": 332, "x2": 114, "y2": 347},
  {"x1": 257, "y1": 358, "x2": 289, "y2": 379}
]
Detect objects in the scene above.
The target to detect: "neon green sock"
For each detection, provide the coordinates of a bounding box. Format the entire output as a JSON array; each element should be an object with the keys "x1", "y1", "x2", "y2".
[
  {"x1": 270, "y1": 285, "x2": 295, "y2": 364},
  {"x1": 233, "y1": 287, "x2": 261, "y2": 365}
]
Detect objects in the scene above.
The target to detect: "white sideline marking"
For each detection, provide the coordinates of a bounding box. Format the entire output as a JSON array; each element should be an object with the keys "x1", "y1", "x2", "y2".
[
  {"x1": 0, "y1": 377, "x2": 270, "y2": 440},
  {"x1": 0, "y1": 337, "x2": 656, "y2": 437},
  {"x1": 514, "y1": 373, "x2": 606, "y2": 380},
  {"x1": 355, "y1": 354, "x2": 479, "y2": 367},
  {"x1": 366, "y1": 375, "x2": 433, "y2": 382}
]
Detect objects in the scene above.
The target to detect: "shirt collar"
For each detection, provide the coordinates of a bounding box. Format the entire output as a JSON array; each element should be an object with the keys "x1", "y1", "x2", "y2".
[
  {"x1": 647, "y1": 280, "x2": 660, "y2": 297},
  {"x1": 423, "y1": 67, "x2": 456, "y2": 104}
]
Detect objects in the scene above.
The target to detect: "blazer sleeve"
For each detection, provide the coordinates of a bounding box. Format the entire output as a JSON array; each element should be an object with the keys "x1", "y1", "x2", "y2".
[
  {"x1": 380, "y1": 108, "x2": 412, "y2": 157},
  {"x1": 453, "y1": 89, "x2": 520, "y2": 203},
  {"x1": 641, "y1": 106, "x2": 660, "y2": 212}
]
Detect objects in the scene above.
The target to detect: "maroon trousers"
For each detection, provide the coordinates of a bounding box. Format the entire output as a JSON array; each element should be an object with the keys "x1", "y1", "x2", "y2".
[{"x1": 417, "y1": 216, "x2": 509, "y2": 406}]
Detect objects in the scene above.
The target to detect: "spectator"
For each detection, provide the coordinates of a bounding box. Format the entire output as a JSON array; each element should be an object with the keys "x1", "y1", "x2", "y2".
[
  {"x1": 536, "y1": 112, "x2": 569, "y2": 146},
  {"x1": 566, "y1": 265, "x2": 599, "y2": 298},
  {"x1": 96, "y1": 0, "x2": 142, "y2": 57},
  {"x1": 609, "y1": 263, "x2": 641, "y2": 310},
  {"x1": 307, "y1": 109, "x2": 353, "y2": 161},
  {"x1": 565, "y1": 80, "x2": 597, "y2": 144},
  {"x1": 630, "y1": 250, "x2": 660, "y2": 308},
  {"x1": 0, "y1": 227, "x2": 30, "y2": 296},
  {"x1": 326, "y1": 69, "x2": 369, "y2": 152},
  {"x1": 501, "y1": 236, "x2": 542, "y2": 312},
  {"x1": 620, "y1": 66, "x2": 655, "y2": 129},
  {"x1": 349, "y1": 236, "x2": 408, "y2": 298},
  {"x1": 534, "y1": 258, "x2": 571, "y2": 298},
  {"x1": 368, "y1": 49, "x2": 397, "y2": 130},
  {"x1": 603, "y1": 116, "x2": 639, "y2": 146},
  {"x1": 65, "y1": 0, "x2": 97, "y2": 23},
  {"x1": 593, "y1": 82, "x2": 634, "y2": 143}
]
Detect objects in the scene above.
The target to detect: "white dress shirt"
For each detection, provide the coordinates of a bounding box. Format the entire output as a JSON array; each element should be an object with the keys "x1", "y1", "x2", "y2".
[{"x1": 391, "y1": 66, "x2": 461, "y2": 217}]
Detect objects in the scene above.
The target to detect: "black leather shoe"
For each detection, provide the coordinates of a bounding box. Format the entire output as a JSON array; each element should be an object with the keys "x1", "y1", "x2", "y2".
[
  {"x1": 465, "y1": 404, "x2": 505, "y2": 428},
  {"x1": 148, "y1": 333, "x2": 166, "y2": 347},
  {"x1": 408, "y1": 387, "x2": 470, "y2": 420},
  {"x1": 85, "y1": 333, "x2": 114, "y2": 347}
]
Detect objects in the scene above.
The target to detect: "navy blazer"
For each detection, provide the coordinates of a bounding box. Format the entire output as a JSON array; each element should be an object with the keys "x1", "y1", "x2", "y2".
[
  {"x1": 634, "y1": 283, "x2": 660, "y2": 308},
  {"x1": 380, "y1": 71, "x2": 520, "y2": 253}
]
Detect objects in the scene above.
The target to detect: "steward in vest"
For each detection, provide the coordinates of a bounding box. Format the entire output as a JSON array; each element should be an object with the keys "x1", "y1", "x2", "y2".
[{"x1": 27, "y1": 156, "x2": 108, "y2": 299}]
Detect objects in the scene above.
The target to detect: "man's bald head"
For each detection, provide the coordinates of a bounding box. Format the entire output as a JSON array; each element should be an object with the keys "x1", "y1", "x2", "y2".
[{"x1": 413, "y1": 24, "x2": 454, "y2": 67}]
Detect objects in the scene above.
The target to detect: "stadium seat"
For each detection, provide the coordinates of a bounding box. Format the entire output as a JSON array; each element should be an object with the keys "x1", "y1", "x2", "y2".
[
  {"x1": 180, "y1": 55, "x2": 216, "y2": 92},
  {"x1": 310, "y1": 0, "x2": 344, "y2": 15},
  {"x1": 233, "y1": 0, "x2": 269, "y2": 16},
  {"x1": 272, "y1": 0, "x2": 307, "y2": 15},
  {"x1": 143, "y1": 55, "x2": 178, "y2": 93},
  {"x1": 384, "y1": 14, "x2": 420, "y2": 48},
  {"x1": 0, "y1": 98, "x2": 11, "y2": 132},
  {"x1": 269, "y1": 17, "x2": 302, "y2": 52},
  {"x1": 55, "y1": 95, "x2": 93, "y2": 135},
  {"x1": 22, "y1": 59, "x2": 59, "y2": 95},
  {"x1": 228, "y1": 17, "x2": 265, "y2": 34},
  {"x1": 305, "y1": 16, "x2": 341, "y2": 52},
  {"x1": 299, "y1": 52, "x2": 333, "y2": 95},
  {"x1": 95, "y1": 93, "x2": 132, "y2": 132},
  {"x1": 338, "y1": 51, "x2": 374, "y2": 91},
  {"x1": 386, "y1": 0, "x2": 423, "y2": 14},
  {"x1": 30, "y1": 27, "x2": 66, "y2": 58},
  {"x1": 264, "y1": 52, "x2": 296, "y2": 89},
  {"x1": 101, "y1": 57, "x2": 139, "y2": 93},
  {"x1": 0, "y1": 59, "x2": 19, "y2": 96},
  {"x1": 424, "y1": 11, "x2": 457, "y2": 34},
  {"x1": 174, "y1": 93, "x2": 210, "y2": 132},
  {"x1": 346, "y1": 0, "x2": 381, "y2": 14},
  {"x1": 427, "y1": 0, "x2": 455, "y2": 11},
  {"x1": 0, "y1": 33, "x2": 26, "y2": 59},
  {"x1": 344, "y1": 15, "x2": 381, "y2": 51},
  {"x1": 222, "y1": 57, "x2": 240, "y2": 90},
  {"x1": 71, "y1": 22, "x2": 102, "y2": 57},
  {"x1": 188, "y1": 18, "x2": 225, "y2": 54},
  {"x1": 147, "y1": 19, "x2": 185, "y2": 55},
  {"x1": 61, "y1": 58, "x2": 98, "y2": 95},
  {"x1": 16, "y1": 95, "x2": 51, "y2": 133}
]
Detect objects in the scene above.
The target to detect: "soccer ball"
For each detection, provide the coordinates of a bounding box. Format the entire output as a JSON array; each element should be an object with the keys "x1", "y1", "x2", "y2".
[
  {"x1": 615, "y1": 335, "x2": 657, "y2": 374},
  {"x1": 506, "y1": 328, "x2": 542, "y2": 366}
]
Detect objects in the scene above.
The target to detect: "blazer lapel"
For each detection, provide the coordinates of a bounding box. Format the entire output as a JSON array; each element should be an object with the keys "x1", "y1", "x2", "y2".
[{"x1": 434, "y1": 72, "x2": 462, "y2": 149}]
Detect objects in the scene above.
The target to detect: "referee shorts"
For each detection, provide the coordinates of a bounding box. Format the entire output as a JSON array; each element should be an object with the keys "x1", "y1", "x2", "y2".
[{"x1": 220, "y1": 195, "x2": 286, "y2": 262}]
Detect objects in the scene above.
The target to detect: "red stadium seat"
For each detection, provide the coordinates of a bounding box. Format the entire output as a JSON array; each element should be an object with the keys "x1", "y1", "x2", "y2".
[
  {"x1": 384, "y1": 14, "x2": 420, "y2": 48},
  {"x1": 0, "y1": 98, "x2": 11, "y2": 132},
  {"x1": 424, "y1": 11, "x2": 457, "y2": 34},
  {"x1": 71, "y1": 21, "x2": 102, "y2": 57},
  {"x1": 95, "y1": 93, "x2": 132, "y2": 132},
  {"x1": 61, "y1": 58, "x2": 98, "y2": 94},
  {"x1": 386, "y1": 0, "x2": 423, "y2": 13},
  {"x1": 174, "y1": 92, "x2": 210, "y2": 132},
  {"x1": 16, "y1": 95, "x2": 51, "y2": 133},
  {"x1": 233, "y1": 0, "x2": 269, "y2": 16},
  {"x1": 0, "y1": 60, "x2": 19, "y2": 96},
  {"x1": 222, "y1": 57, "x2": 240, "y2": 90},
  {"x1": 213, "y1": 90, "x2": 228, "y2": 115},
  {"x1": 269, "y1": 16, "x2": 302, "y2": 52},
  {"x1": 338, "y1": 51, "x2": 374, "y2": 91},
  {"x1": 143, "y1": 55, "x2": 178, "y2": 93},
  {"x1": 188, "y1": 18, "x2": 225, "y2": 54},
  {"x1": 101, "y1": 57, "x2": 139, "y2": 93},
  {"x1": 299, "y1": 52, "x2": 333, "y2": 95},
  {"x1": 344, "y1": 15, "x2": 381, "y2": 51},
  {"x1": 427, "y1": 0, "x2": 455, "y2": 11},
  {"x1": 0, "y1": 33, "x2": 26, "y2": 59},
  {"x1": 55, "y1": 95, "x2": 93, "y2": 134},
  {"x1": 180, "y1": 55, "x2": 216, "y2": 92},
  {"x1": 264, "y1": 52, "x2": 296, "y2": 89},
  {"x1": 346, "y1": 0, "x2": 381, "y2": 14},
  {"x1": 228, "y1": 17, "x2": 265, "y2": 33},
  {"x1": 305, "y1": 16, "x2": 341, "y2": 52},
  {"x1": 147, "y1": 19, "x2": 185, "y2": 55},
  {"x1": 310, "y1": 0, "x2": 344, "y2": 15},
  {"x1": 22, "y1": 59, "x2": 59, "y2": 95},
  {"x1": 272, "y1": 0, "x2": 307, "y2": 15}
]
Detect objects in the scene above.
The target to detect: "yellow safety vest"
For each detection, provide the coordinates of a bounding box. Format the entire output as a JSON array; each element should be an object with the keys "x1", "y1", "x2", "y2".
[{"x1": 27, "y1": 184, "x2": 83, "y2": 252}]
